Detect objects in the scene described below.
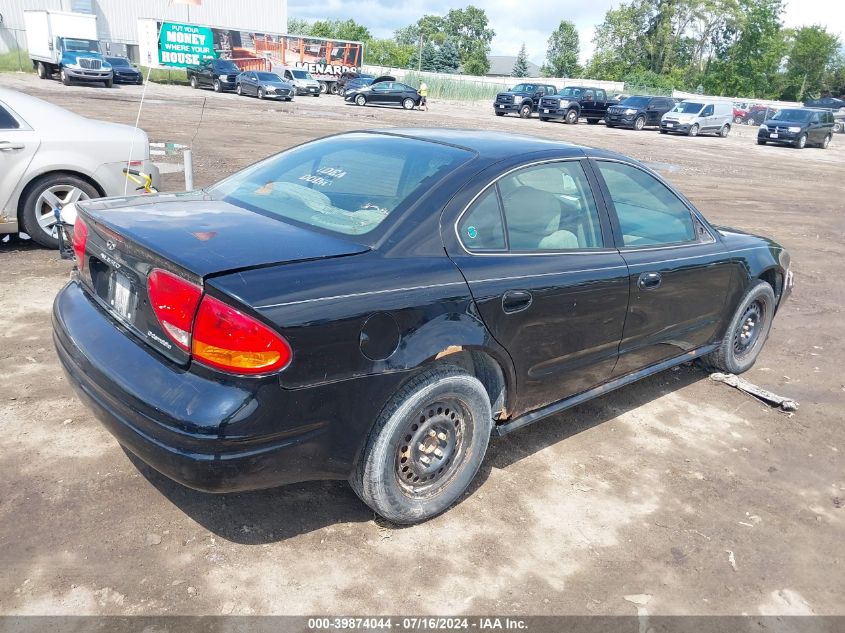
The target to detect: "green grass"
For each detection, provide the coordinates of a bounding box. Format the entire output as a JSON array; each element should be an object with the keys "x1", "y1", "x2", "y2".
[
  {"x1": 0, "y1": 50, "x2": 33, "y2": 73},
  {"x1": 138, "y1": 66, "x2": 189, "y2": 85},
  {"x1": 402, "y1": 71, "x2": 511, "y2": 102}
]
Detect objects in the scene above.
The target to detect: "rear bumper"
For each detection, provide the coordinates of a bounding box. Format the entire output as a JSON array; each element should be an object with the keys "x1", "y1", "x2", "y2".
[{"x1": 52, "y1": 281, "x2": 404, "y2": 492}]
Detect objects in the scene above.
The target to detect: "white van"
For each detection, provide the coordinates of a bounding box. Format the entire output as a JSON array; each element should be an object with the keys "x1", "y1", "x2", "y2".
[
  {"x1": 660, "y1": 100, "x2": 733, "y2": 137},
  {"x1": 278, "y1": 67, "x2": 321, "y2": 96}
]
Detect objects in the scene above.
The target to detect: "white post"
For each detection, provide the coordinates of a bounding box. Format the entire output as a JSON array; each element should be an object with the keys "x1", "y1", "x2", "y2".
[{"x1": 183, "y1": 149, "x2": 194, "y2": 191}]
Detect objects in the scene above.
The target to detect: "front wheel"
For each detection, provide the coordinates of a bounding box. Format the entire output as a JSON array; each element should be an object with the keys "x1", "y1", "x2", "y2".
[
  {"x1": 105, "y1": 77, "x2": 113, "y2": 88},
  {"x1": 495, "y1": 111, "x2": 505, "y2": 117},
  {"x1": 633, "y1": 115, "x2": 645, "y2": 131},
  {"x1": 236, "y1": 84, "x2": 242, "y2": 96},
  {"x1": 350, "y1": 366, "x2": 493, "y2": 524},
  {"x1": 565, "y1": 109, "x2": 578, "y2": 124},
  {"x1": 757, "y1": 139, "x2": 767, "y2": 145},
  {"x1": 734, "y1": 115, "x2": 744, "y2": 124},
  {"x1": 519, "y1": 104, "x2": 532, "y2": 119},
  {"x1": 190, "y1": 76, "x2": 198, "y2": 89},
  {"x1": 795, "y1": 134, "x2": 807, "y2": 149},
  {"x1": 687, "y1": 124, "x2": 699, "y2": 137},
  {"x1": 60, "y1": 68, "x2": 71, "y2": 86},
  {"x1": 355, "y1": 94, "x2": 367, "y2": 106},
  {"x1": 257, "y1": 88, "x2": 265, "y2": 100},
  {"x1": 703, "y1": 281, "x2": 776, "y2": 374},
  {"x1": 213, "y1": 78, "x2": 222, "y2": 92}
]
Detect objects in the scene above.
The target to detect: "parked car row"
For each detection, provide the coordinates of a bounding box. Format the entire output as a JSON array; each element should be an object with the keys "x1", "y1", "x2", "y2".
[
  {"x1": 493, "y1": 83, "x2": 835, "y2": 148},
  {"x1": 186, "y1": 61, "x2": 320, "y2": 97}
]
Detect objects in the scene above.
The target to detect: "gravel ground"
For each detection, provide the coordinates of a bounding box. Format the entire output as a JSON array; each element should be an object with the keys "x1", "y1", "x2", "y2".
[{"x1": 0, "y1": 73, "x2": 843, "y2": 617}]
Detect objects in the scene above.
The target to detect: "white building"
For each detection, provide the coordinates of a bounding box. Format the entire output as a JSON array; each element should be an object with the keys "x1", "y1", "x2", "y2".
[{"x1": 0, "y1": 0, "x2": 287, "y2": 57}]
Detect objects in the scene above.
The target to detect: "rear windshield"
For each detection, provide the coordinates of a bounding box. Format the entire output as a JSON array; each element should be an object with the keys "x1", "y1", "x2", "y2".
[
  {"x1": 772, "y1": 109, "x2": 812, "y2": 122},
  {"x1": 620, "y1": 96, "x2": 650, "y2": 108},
  {"x1": 209, "y1": 134, "x2": 474, "y2": 237},
  {"x1": 672, "y1": 101, "x2": 704, "y2": 114},
  {"x1": 256, "y1": 72, "x2": 281, "y2": 81}
]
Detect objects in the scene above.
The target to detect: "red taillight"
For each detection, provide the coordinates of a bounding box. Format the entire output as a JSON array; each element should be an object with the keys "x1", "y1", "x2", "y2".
[
  {"x1": 192, "y1": 295, "x2": 292, "y2": 375},
  {"x1": 147, "y1": 269, "x2": 202, "y2": 351},
  {"x1": 72, "y1": 216, "x2": 88, "y2": 271}
]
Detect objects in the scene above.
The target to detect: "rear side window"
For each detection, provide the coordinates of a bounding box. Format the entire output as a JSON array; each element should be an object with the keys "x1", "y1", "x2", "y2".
[
  {"x1": 596, "y1": 161, "x2": 695, "y2": 247},
  {"x1": 0, "y1": 105, "x2": 20, "y2": 129},
  {"x1": 210, "y1": 133, "x2": 473, "y2": 238},
  {"x1": 458, "y1": 188, "x2": 505, "y2": 250}
]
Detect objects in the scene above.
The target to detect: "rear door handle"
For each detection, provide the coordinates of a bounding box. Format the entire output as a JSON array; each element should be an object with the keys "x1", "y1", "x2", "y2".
[
  {"x1": 638, "y1": 272, "x2": 662, "y2": 290},
  {"x1": 0, "y1": 141, "x2": 25, "y2": 151},
  {"x1": 502, "y1": 290, "x2": 533, "y2": 314}
]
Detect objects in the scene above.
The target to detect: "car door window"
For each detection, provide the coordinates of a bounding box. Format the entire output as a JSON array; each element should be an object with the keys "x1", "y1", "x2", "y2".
[
  {"x1": 0, "y1": 105, "x2": 20, "y2": 129},
  {"x1": 597, "y1": 90, "x2": 606, "y2": 101},
  {"x1": 596, "y1": 161, "x2": 696, "y2": 247},
  {"x1": 457, "y1": 188, "x2": 505, "y2": 250},
  {"x1": 498, "y1": 161, "x2": 603, "y2": 251},
  {"x1": 583, "y1": 90, "x2": 594, "y2": 102},
  {"x1": 702, "y1": 105, "x2": 714, "y2": 116}
]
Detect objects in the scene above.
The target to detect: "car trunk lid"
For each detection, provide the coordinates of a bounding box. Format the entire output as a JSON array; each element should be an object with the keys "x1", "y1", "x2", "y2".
[{"x1": 74, "y1": 192, "x2": 369, "y2": 365}]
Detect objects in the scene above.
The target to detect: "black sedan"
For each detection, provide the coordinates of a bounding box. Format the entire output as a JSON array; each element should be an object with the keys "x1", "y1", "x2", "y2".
[
  {"x1": 53, "y1": 130, "x2": 792, "y2": 524},
  {"x1": 345, "y1": 81, "x2": 421, "y2": 109},
  {"x1": 106, "y1": 57, "x2": 143, "y2": 85},
  {"x1": 236, "y1": 71, "x2": 294, "y2": 101}
]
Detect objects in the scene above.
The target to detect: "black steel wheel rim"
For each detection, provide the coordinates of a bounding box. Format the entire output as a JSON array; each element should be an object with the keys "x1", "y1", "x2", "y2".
[
  {"x1": 733, "y1": 300, "x2": 765, "y2": 357},
  {"x1": 395, "y1": 400, "x2": 467, "y2": 496}
]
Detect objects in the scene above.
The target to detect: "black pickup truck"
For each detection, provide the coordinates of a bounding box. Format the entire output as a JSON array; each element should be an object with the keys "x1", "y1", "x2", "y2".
[
  {"x1": 494, "y1": 83, "x2": 558, "y2": 118},
  {"x1": 539, "y1": 86, "x2": 610, "y2": 124}
]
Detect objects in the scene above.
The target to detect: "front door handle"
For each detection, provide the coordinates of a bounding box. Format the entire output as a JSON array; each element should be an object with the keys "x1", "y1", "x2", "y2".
[
  {"x1": 502, "y1": 290, "x2": 533, "y2": 314},
  {"x1": 0, "y1": 141, "x2": 25, "y2": 151},
  {"x1": 638, "y1": 272, "x2": 662, "y2": 290}
]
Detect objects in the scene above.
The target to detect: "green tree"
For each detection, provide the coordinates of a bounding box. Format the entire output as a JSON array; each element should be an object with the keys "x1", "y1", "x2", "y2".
[
  {"x1": 783, "y1": 26, "x2": 841, "y2": 100},
  {"x1": 444, "y1": 6, "x2": 495, "y2": 74},
  {"x1": 308, "y1": 19, "x2": 371, "y2": 42},
  {"x1": 542, "y1": 20, "x2": 580, "y2": 77},
  {"x1": 435, "y1": 39, "x2": 461, "y2": 73},
  {"x1": 584, "y1": 0, "x2": 651, "y2": 80},
  {"x1": 512, "y1": 43, "x2": 530, "y2": 77},
  {"x1": 366, "y1": 39, "x2": 415, "y2": 68},
  {"x1": 287, "y1": 18, "x2": 312, "y2": 36}
]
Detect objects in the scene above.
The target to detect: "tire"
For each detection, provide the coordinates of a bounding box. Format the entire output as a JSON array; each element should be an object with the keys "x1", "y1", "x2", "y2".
[
  {"x1": 402, "y1": 98, "x2": 416, "y2": 110},
  {"x1": 60, "y1": 68, "x2": 71, "y2": 86},
  {"x1": 734, "y1": 115, "x2": 744, "y2": 124},
  {"x1": 833, "y1": 121, "x2": 843, "y2": 133},
  {"x1": 213, "y1": 79, "x2": 222, "y2": 93},
  {"x1": 319, "y1": 81, "x2": 328, "y2": 94},
  {"x1": 350, "y1": 366, "x2": 493, "y2": 524},
  {"x1": 565, "y1": 108, "x2": 579, "y2": 124},
  {"x1": 633, "y1": 115, "x2": 645, "y2": 131},
  {"x1": 330, "y1": 83, "x2": 339, "y2": 95},
  {"x1": 539, "y1": 116, "x2": 549, "y2": 122},
  {"x1": 190, "y1": 76, "x2": 198, "y2": 89},
  {"x1": 719, "y1": 124, "x2": 730, "y2": 138},
  {"x1": 821, "y1": 134, "x2": 831, "y2": 149},
  {"x1": 587, "y1": 118, "x2": 600, "y2": 125},
  {"x1": 687, "y1": 124, "x2": 699, "y2": 137},
  {"x1": 312, "y1": 93, "x2": 320, "y2": 97},
  {"x1": 136, "y1": 76, "x2": 144, "y2": 86},
  {"x1": 20, "y1": 174, "x2": 99, "y2": 249},
  {"x1": 519, "y1": 103, "x2": 532, "y2": 119},
  {"x1": 105, "y1": 77, "x2": 113, "y2": 88},
  {"x1": 236, "y1": 84, "x2": 242, "y2": 96},
  {"x1": 702, "y1": 281, "x2": 776, "y2": 375},
  {"x1": 659, "y1": 129, "x2": 668, "y2": 134},
  {"x1": 355, "y1": 94, "x2": 367, "y2": 106},
  {"x1": 258, "y1": 88, "x2": 265, "y2": 100},
  {"x1": 795, "y1": 134, "x2": 807, "y2": 149},
  {"x1": 37, "y1": 62, "x2": 48, "y2": 79},
  {"x1": 495, "y1": 111, "x2": 505, "y2": 117},
  {"x1": 757, "y1": 139, "x2": 767, "y2": 145}
]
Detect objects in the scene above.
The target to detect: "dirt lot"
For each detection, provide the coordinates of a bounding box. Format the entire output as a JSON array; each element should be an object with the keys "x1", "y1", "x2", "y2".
[{"x1": 0, "y1": 73, "x2": 843, "y2": 617}]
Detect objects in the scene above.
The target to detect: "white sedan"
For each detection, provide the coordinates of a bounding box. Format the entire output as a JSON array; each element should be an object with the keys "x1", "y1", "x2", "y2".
[{"x1": 0, "y1": 87, "x2": 159, "y2": 248}]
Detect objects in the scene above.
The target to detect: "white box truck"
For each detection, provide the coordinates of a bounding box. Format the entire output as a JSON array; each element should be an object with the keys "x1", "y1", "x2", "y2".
[{"x1": 24, "y1": 10, "x2": 114, "y2": 87}]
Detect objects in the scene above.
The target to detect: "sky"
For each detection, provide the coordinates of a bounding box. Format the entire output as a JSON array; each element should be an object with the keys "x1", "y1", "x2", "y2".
[{"x1": 288, "y1": 0, "x2": 845, "y2": 67}]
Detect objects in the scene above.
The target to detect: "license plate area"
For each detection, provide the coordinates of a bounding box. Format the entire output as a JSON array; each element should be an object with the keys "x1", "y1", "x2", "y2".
[
  {"x1": 109, "y1": 272, "x2": 136, "y2": 324},
  {"x1": 666, "y1": 123, "x2": 674, "y2": 128},
  {"x1": 770, "y1": 133, "x2": 779, "y2": 138}
]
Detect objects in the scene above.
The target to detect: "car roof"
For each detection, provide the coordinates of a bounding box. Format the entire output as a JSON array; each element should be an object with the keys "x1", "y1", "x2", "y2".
[{"x1": 363, "y1": 129, "x2": 587, "y2": 160}]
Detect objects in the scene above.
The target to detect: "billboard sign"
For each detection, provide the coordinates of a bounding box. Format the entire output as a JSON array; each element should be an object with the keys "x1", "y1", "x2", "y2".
[{"x1": 158, "y1": 22, "x2": 215, "y2": 66}]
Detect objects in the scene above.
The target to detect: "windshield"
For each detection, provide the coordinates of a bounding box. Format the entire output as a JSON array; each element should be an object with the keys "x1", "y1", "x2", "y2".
[
  {"x1": 106, "y1": 57, "x2": 131, "y2": 67},
  {"x1": 291, "y1": 69, "x2": 313, "y2": 79},
  {"x1": 620, "y1": 96, "x2": 650, "y2": 108},
  {"x1": 511, "y1": 84, "x2": 536, "y2": 93},
  {"x1": 209, "y1": 134, "x2": 473, "y2": 238},
  {"x1": 558, "y1": 87, "x2": 583, "y2": 98},
  {"x1": 62, "y1": 38, "x2": 100, "y2": 54},
  {"x1": 771, "y1": 109, "x2": 812, "y2": 122},
  {"x1": 256, "y1": 72, "x2": 282, "y2": 82},
  {"x1": 672, "y1": 101, "x2": 704, "y2": 114},
  {"x1": 214, "y1": 60, "x2": 240, "y2": 72}
]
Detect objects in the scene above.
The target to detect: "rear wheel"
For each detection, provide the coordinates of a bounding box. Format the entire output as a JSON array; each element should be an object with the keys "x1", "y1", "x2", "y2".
[
  {"x1": 833, "y1": 121, "x2": 843, "y2": 133},
  {"x1": 20, "y1": 173, "x2": 98, "y2": 249},
  {"x1": 821, "y1": 134, "x2": 831, "y2": 149},
  {"x1": 565, "y1": 108, "x2": 579, "y2": 124},
  {"x1": 330, "y1": 83, "x2": 339, "y2": 95},
  {"x1": 633, "y1": 115, "x2": 645, "y2": 131},
  {"x1": 355, "y1": 94, "x2": 367, "y2": 106},
  {"x1": 702, "y1": 281, "x2": 776, "y2": 375},
  {"x1": 319, "y1": 81, "x2": 328, "y2": 94},
  {"x1": 519, "y1": 103, "x2": 532, "y2": 119},
  {"x1": 719, "y1": 124, "x2": 730, "y2": 137},
  {"x1": 350, "y1": 366, "x2": 493, "y2": 524},
  {"x1": 539, "y1": 116, "x2": 549, "y2": 122},
  {"x1": 37, "y1": 62, "x2": 49, "y2": 79},
  {"x1": 687, "y1": 123, "x2": 699, "y2": 137},
  {"x1": 402, "y1": 98, "x2": 416, "y2": 110}
]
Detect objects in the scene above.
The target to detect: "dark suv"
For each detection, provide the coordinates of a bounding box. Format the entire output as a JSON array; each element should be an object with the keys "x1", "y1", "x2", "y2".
[
  {"x1": 494, "y1": 83, "x2": 557, "y2": 119},
  {"x1": 539, "y1": 86, "x2": 610, "y2": 124},
  {"x1": 606, "y1": 95, "x2": 676, "y2": 130},
  {"x1": 187, "y1": 59, "x2": 241, "y2": 92},
  {"x1": 757, "y1": 108, "x2": 834, "y2": 149}
]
